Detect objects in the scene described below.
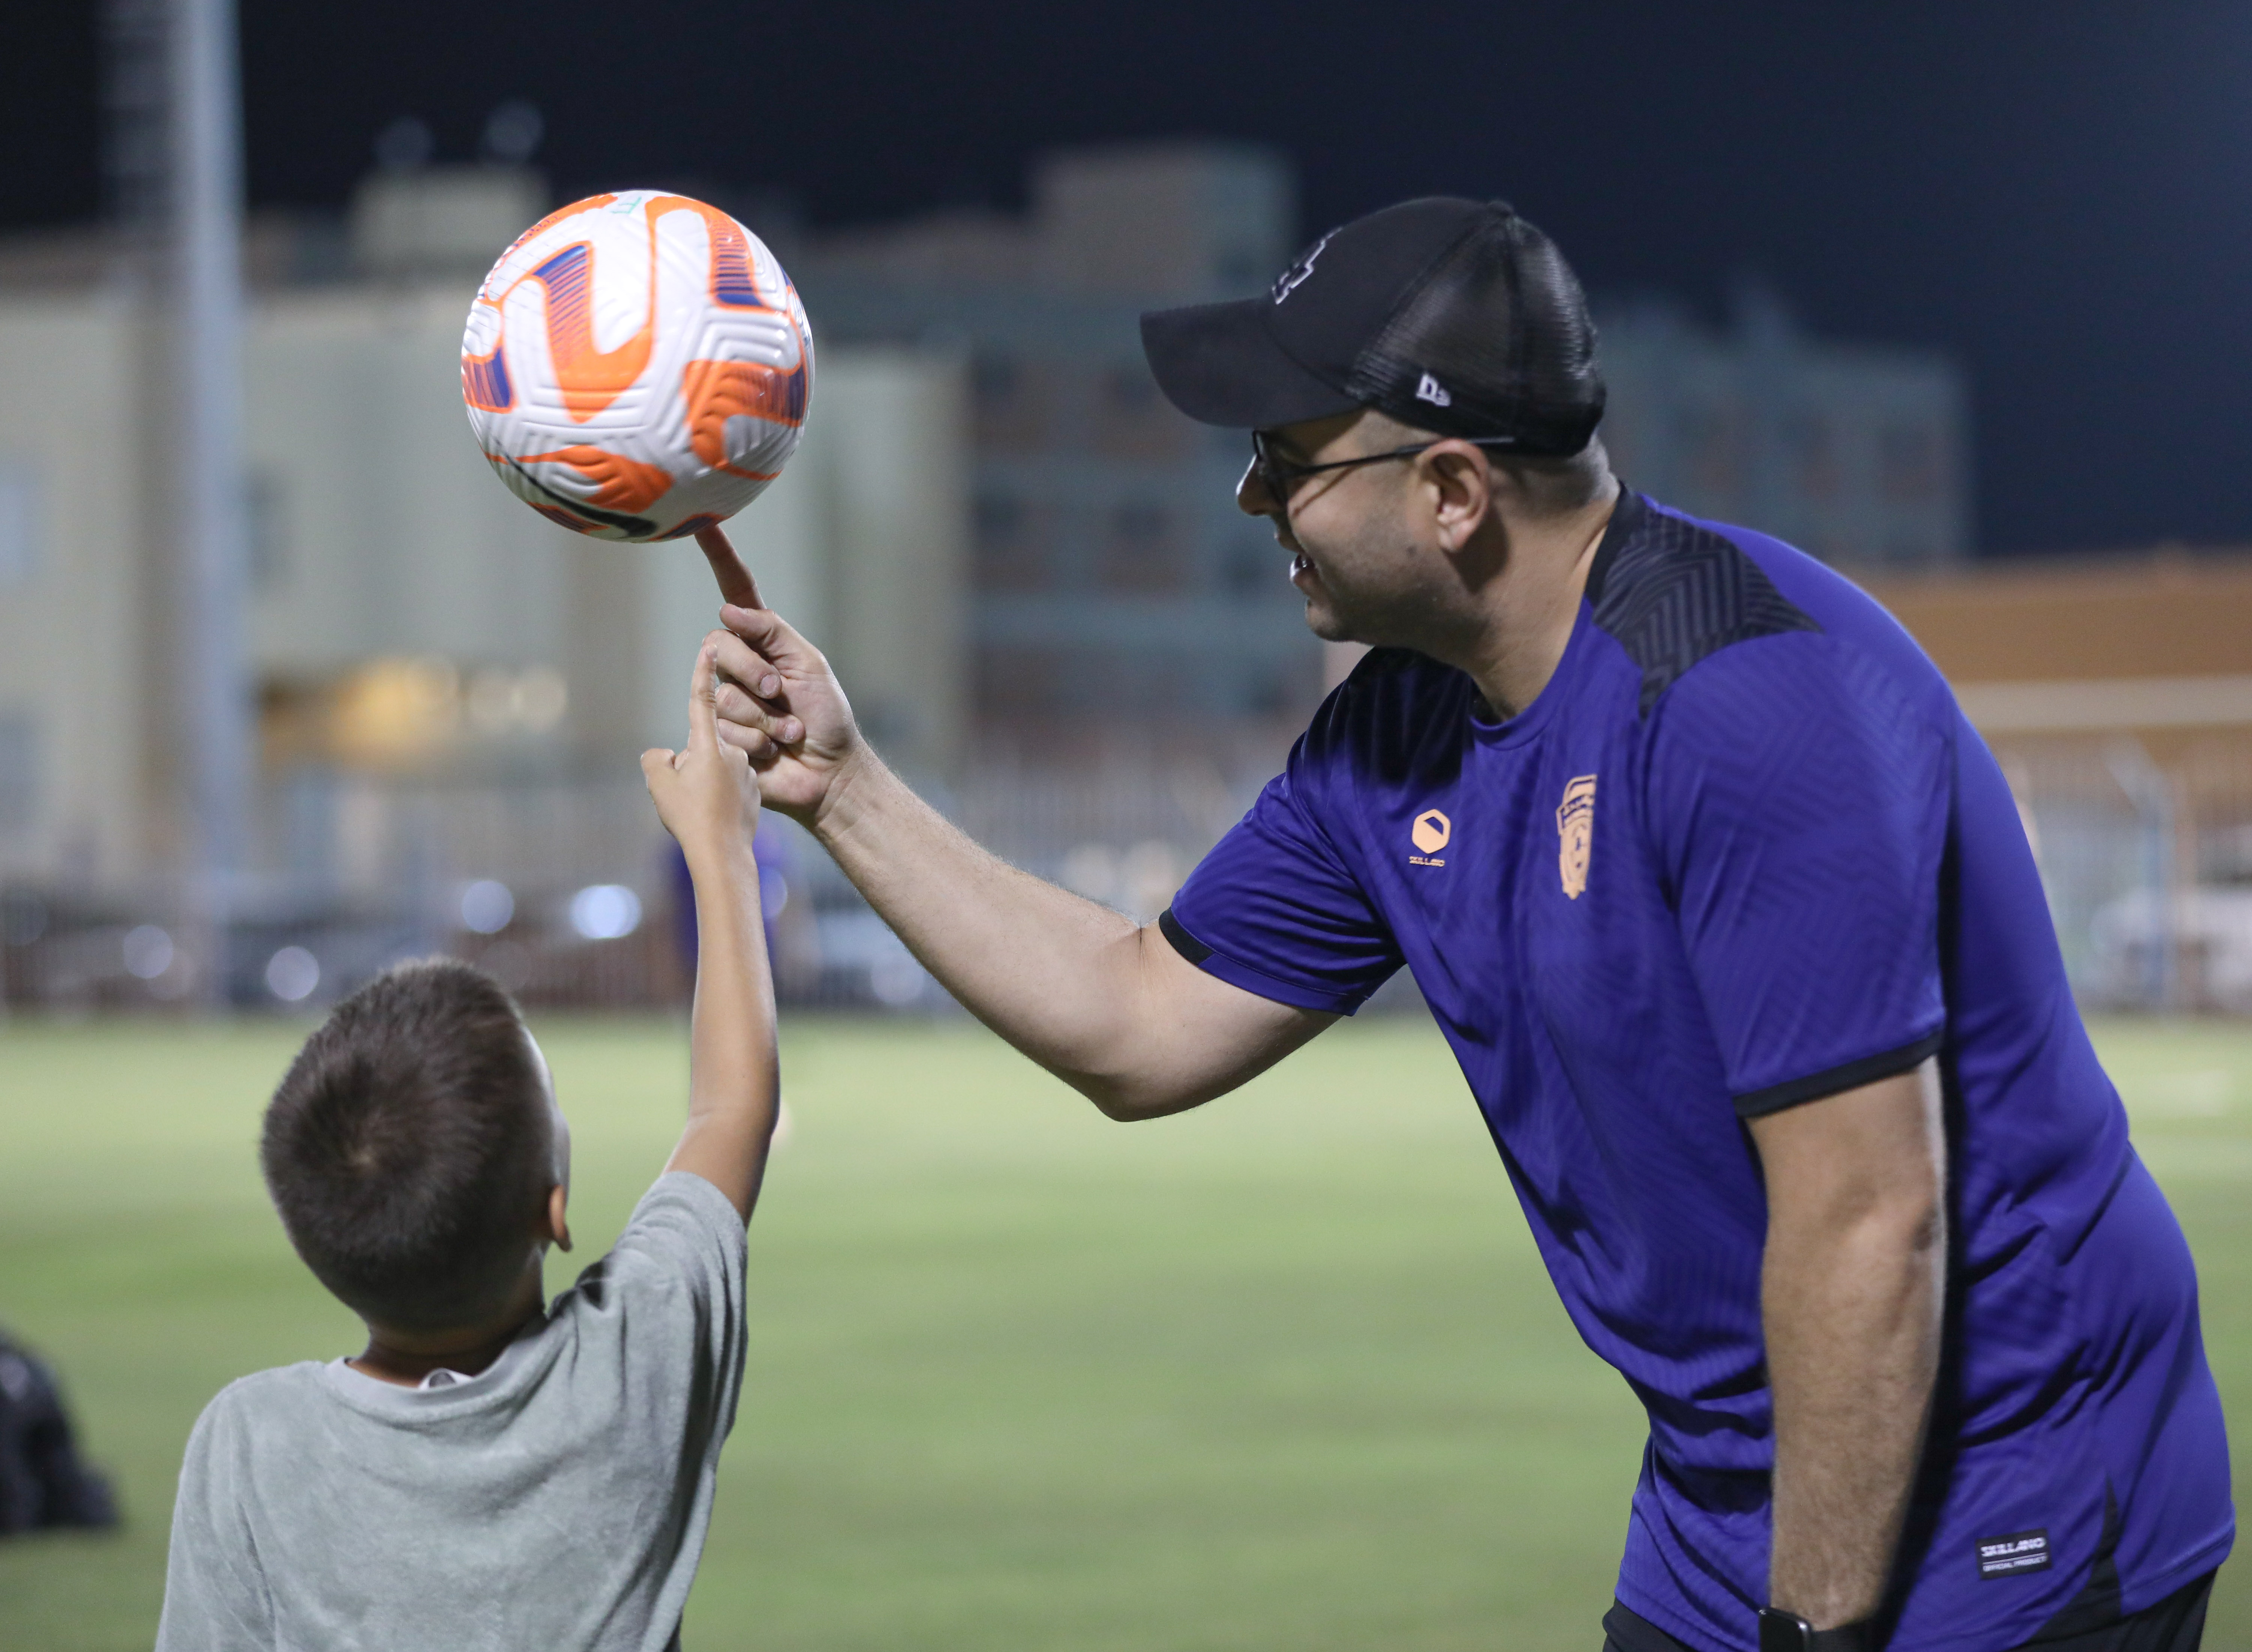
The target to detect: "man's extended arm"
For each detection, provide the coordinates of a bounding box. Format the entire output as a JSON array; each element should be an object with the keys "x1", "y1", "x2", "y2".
[
  {"x1": 704, "y1": 606, "x2": 1330, "y2": 1118},
  {"x1": 1747, "y1": 1058, "x2": 1947, "y2": 1632}
]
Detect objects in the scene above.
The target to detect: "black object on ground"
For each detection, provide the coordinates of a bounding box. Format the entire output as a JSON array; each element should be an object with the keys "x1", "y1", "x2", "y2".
[{"x1": 0, "y1": 1327, "x2": 119, "y2": 1535}]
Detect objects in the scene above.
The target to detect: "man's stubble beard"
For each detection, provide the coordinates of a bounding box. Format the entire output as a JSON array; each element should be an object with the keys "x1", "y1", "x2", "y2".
[{"x1": 1297, "y1": 534, "x2": 1442, "y2": 654}]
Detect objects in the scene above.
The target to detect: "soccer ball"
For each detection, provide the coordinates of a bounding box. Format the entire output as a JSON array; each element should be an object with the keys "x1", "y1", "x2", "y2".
[{"x1": 461, "y1": 190, "x2": 813, "y2": 542}]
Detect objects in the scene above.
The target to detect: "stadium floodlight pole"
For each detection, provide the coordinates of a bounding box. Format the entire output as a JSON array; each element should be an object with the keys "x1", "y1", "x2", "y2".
[{"x1": 168, "y1": 0, "x2": 252, "y2": 1005}]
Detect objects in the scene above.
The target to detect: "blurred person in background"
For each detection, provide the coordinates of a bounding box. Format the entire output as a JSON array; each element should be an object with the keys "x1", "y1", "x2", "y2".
[{"x1": 707, "y1": 199, "x2": 2230, "y2": 1652}]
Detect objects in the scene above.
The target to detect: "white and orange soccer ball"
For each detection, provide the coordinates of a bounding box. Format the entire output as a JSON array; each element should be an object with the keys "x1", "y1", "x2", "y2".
[{"x1": 461, "y1": 190, "x2": 812, "y2": 541}]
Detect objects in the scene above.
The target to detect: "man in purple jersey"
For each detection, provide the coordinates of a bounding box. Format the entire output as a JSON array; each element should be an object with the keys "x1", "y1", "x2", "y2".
[{"x1": 705, "y1": 198, "x2": 2232, "y2": 1650}]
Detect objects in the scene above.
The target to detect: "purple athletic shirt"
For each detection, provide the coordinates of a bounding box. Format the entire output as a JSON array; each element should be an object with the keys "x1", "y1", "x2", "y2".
[{"x1": 1162, "y1": 491, "x2": 2232, "y2": 1651}]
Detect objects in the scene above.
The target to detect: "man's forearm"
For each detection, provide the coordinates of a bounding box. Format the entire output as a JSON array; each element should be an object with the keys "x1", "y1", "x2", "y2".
[
  {"x1": 810, "y1": 748, "x2": 1165, "y2": 1098},
  {"x1": 708, "y1": 609, "x2": 1323, "y2": 1112},
  {"x1": 1762, "y1": 1194, "x2": 1944, "y2": 1627}
]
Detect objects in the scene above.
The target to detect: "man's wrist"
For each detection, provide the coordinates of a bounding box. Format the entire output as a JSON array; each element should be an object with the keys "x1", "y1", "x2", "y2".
[{"x1": 808, "y1": 742, "x2": 888, "y2": 847}]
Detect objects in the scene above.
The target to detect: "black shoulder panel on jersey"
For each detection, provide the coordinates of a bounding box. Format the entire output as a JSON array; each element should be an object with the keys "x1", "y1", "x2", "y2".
[{"x1": 1584, "y1": 491, "x2": 1822, "y2": 716}]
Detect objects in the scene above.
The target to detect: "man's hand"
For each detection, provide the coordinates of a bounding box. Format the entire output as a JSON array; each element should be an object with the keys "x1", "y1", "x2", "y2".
[
  {"x1": 641, "y1": 641, "x2": 761, "y2": 867},
  {"x1": 707, "y1": 607, "x2": 867, "y2": 828},
  {"x1": 1750, "y1": 1058, "x2": 1946, "y2": 1631}
]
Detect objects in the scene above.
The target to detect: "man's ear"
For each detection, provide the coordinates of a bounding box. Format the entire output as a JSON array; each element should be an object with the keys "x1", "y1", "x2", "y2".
[
  {"x1": 1421, "y1": 442, "x2": 1496, "y2": 553},
  {"x1": 545, "y1": 1183, "x2": 572, "y2": 1253}
]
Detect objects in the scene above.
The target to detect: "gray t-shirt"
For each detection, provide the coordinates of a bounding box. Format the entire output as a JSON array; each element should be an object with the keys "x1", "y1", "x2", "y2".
[{"x1": 156, "y1": 1172, "x2": 747, "y2": 1652}]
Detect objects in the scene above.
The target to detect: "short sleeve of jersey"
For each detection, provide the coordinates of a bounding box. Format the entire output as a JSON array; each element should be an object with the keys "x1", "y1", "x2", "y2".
[
  {"x1": 581, "y1": 1171, "x2": 750, "y2": 1442},
  {"x1": 1645, "y1": 633, "x2": 1950, "y2": 1115},
  {"x1": 1166, "y1": 734, "x2": 1404, "y2": 1015}
]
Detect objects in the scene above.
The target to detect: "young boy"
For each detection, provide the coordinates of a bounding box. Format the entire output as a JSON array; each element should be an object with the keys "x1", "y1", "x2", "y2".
[{"x1": 157, "y1": 643, "x2": 775, "y2": 1652}]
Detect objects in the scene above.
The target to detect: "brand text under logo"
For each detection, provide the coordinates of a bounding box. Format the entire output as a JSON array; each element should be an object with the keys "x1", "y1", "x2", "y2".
[{"x1": 1977, "y1": 1530, "x2": 2051, "y2": 1580}]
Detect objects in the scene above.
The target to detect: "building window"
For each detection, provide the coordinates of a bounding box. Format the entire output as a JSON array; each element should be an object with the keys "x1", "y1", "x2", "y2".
[
  {"x1": 1114, "y1": 502, "x2": 1166, "y2": 541},
  {"x1": 1884, "y1": 526, "x2": 1937, "y2": 564},
  {"x1": 1225, "y1": 545, "x2": 1270, "y2": 595},
  {"x1": 976, "y1": 494, "x2": 1023, "y2": 541},
  {"x1": 1677, "y1": 404, "x2": 1743, "y2": 507},
  {"x1": 0, "y1": 461, "x2": 39, "y2": 589},
  {"x1": 0, "y1": 712, "x2": 38, "y2": 836},
  {"x1": 973, "y1": 492, "x2": 1047, "y2": 591},
  {"x1": 248, "y1": 470, "x2": 288, "y2": 591},
  {"x1": 1104, "y1": 368, "x2": 1157, "y2": 413},
  {"x1": 1880, "y1": 423, "x2": 1941, "y2": 502},
  {"x1": 1098, "y1": 502, "x2": 1187, "y2": 594},
  {"x1": 1091, "y1": 365, "x2": 1191, "y2": 462},
  {"x1": 1787, "y1": 413, "x2": 1839, "y2": 502},
  {"x1": 973, "y1": 356, "x2": 1019, "y2": 413},
  {"x1": 974, "y1": 646, "x2": 1068, "y2": 718}
]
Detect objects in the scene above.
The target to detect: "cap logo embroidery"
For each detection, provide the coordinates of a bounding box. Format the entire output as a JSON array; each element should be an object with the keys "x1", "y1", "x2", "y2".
[
  {"x1": 1272, "y1": 228, "x2": 1338, "y2": 305},
  {"x1": 1415, "y1": 373, "x2": 1452, "y2": 407},
  {"x1": 1556, "y1": 775, "x2": 1597, "y2": 899},
  {"x1": 1409, "y1": 809, "x2": 1451, "y2": 866}
]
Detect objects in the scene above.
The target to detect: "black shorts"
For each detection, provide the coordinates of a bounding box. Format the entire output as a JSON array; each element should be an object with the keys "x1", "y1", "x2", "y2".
[{"x1": 1600, "y1": 1571, "x2": 2214, "y2": 1652}]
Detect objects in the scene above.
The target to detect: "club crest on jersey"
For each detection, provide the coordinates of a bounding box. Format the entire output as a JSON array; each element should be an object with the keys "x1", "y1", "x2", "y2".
[
  {"x1": 1409, "y1": 808, "x2": 1450, "y2": 866},
  {"x1": 1556, "y1": 775, "x2": 1597, "y2": 899}
]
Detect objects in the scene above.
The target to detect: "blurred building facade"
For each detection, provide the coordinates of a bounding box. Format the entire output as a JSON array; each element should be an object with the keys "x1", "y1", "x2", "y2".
[
  {"x1": 1598, "y1": 286, "x2": 1968, "y2": 568},
  {"x1": 0, "y1": 139, "x2": 1982, "y2": 1012},
  {"x1": 0, "y1": 165, "x2": 966, "y2": 1006},
  {"x1": 788, "y1": 145, "x2": 1319, "y2": 734},
  {"x1": 791, "y1": 153, "x2": 1971, "y2": 738}
]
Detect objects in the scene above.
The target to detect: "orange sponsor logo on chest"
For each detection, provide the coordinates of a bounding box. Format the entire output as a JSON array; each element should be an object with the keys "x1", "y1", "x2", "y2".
[{"x1": 1409, "y1": 809, "x2": 1450, "y2": 867}]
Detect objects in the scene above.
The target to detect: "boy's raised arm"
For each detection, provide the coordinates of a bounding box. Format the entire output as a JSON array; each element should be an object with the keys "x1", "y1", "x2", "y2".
[{"x1": 641, "y1": 640, "x2": 780, "y2": 1219}]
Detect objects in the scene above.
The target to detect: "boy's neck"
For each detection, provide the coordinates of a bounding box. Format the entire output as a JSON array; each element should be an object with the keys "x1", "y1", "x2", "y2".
[{"x1": 349, "y1": 1276, "x2": 545, "y2": 1388}]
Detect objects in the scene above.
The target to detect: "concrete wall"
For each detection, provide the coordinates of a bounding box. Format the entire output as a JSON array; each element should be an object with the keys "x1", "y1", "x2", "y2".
[
  {"x1": 635, "y1": 346, "x2": 969, "y2": 773},
  {"x1": 802, "y1": 349, "x2": 970, "y2": 778},
  {"x1": 1598, "y1": 291, "x2": 1970, "y2": 567},
  {"x1": 0, "y1": 276, "x2": 970, "y2": 887},
  {"x1": 247, "y1": 285, "x2": 569, "y2": 676},
  {"x1": 0, "y1": 295, "x2": 153, "y2": 882},
  {"x1": 800, "y1": 144, "x2": 1312, "y2": 731}
]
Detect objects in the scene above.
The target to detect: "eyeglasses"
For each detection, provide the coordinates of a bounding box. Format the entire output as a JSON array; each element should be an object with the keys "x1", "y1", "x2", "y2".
[{"x1": 1248, "y1": 429, "x2": 1520, "y2": 504}]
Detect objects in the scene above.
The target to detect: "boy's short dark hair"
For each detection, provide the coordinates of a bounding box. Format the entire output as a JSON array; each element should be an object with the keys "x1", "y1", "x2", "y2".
[{"x1": 262, "y1": 959, "x2": 554, "y2": 1332}]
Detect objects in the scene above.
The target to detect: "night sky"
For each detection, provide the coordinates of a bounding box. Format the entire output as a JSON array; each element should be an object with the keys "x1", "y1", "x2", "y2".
[{"x1": 8, "y1": 2, "x2": 2251, "y2": 556}]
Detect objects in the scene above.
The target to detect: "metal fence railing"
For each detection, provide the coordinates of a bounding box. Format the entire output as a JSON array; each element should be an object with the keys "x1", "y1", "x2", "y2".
[
  {"x1": 1997, "y1": 731, "x2": 2252, "y2": 1013},
  {"x1": 0, "y1": 756, "x2": 1287, "y2": 1017},
  {"x1": 29, "y1": 732, "x2": 2238, "y2": 1020}
]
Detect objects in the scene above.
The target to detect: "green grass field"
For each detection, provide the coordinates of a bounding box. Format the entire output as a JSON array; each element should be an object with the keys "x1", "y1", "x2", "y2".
[{"x1": 0, "y1": 1013, "x2": 2246, "y2": 1650}]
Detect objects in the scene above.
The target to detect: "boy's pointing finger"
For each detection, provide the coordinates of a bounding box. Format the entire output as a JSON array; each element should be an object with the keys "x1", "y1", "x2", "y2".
[{"x1": 687, "y1": 645, "x2": 721, "y2": 750}]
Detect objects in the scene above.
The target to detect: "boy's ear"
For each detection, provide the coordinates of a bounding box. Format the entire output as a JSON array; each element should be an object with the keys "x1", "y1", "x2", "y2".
[{"x1": 546, "y1": 1183, "x2": 572, "y2": 1253}]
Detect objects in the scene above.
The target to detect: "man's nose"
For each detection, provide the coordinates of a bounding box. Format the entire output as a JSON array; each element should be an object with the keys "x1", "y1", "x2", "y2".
[{"x1": 1236, "y1": 457, "x2": 1278, "y2": 517}]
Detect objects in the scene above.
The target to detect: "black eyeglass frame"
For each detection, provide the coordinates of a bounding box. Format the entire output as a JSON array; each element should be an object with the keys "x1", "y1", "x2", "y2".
[{"x1": 1249, "y1": 428, "x2": 1522, "y2": 502}]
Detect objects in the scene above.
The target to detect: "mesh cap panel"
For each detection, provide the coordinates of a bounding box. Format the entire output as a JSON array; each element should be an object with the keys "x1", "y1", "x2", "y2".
[{"x1": 1347, "y1": 210, "x2": 1604, "y2": 455}]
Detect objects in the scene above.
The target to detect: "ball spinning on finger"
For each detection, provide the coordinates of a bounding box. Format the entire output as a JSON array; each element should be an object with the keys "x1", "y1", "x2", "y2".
[{"x1": 461, "y1": 191, "x2": 814, "y2": 543}]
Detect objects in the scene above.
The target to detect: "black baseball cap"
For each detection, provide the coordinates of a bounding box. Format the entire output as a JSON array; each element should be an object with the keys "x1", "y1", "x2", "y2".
[{"x1": 1139, "y1": 197, "x2": 1605, "y2": 455}]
